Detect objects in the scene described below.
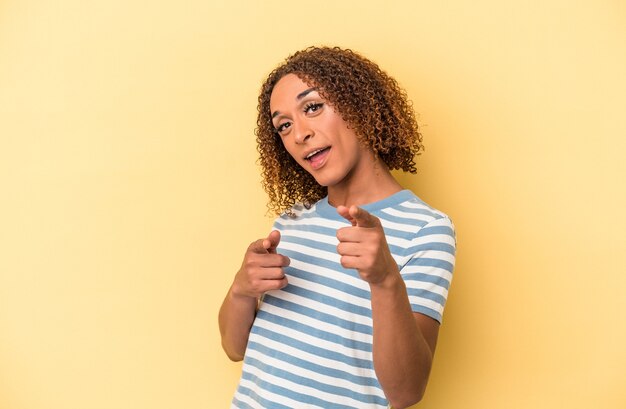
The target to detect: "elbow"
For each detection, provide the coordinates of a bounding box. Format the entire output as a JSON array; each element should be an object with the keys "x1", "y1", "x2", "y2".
[
  {"x1": 387, "y1": 382, "x2": 428, "y2": 409},
  {"x1": 221, "y1": 341, "x2": 245, "y2": 362},
  {"x1": 226, "y1": 352, "x2": 244, "y2": 362},
  {"x1": 225, "y1": 349, "x2": 244, "y2": 362},
  {"x1": 388, "y1": 394, "x2": 424, "y2": 409}
]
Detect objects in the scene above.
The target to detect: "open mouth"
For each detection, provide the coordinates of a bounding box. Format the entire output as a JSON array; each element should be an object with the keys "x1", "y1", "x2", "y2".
[
  {"x1": 304, "y1": 147, "x2": 331, "y2": 169},
  {"x1": 304, "y1": 147, "x2": 330, "y2": 161}
]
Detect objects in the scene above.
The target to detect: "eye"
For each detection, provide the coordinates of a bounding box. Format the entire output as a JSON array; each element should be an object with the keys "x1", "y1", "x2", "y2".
[
  {"x1": 303, "y1": 102, "x2": 324, "y2": 114},
  {"x1": 275, "y1": 121, "x2": 291, "y2": 135}
]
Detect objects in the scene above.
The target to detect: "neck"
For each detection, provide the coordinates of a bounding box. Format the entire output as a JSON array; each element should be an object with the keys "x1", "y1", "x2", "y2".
[{"x1": 327, "y1": 160, "x2": 403, "y2": 208}]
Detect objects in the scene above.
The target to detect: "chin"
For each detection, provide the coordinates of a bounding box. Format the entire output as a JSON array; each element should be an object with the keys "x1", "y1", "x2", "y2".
[
  {"x1": 313, "y1": 177, "x2": 342, "y2": 189},
  {"x1": 308, "y1": 166, "x2": 349, "y2": 189}
]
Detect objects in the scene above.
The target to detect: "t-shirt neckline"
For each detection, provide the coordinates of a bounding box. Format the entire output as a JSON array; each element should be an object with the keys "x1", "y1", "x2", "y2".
[{"x1": 314, "y1": 189, "x2": 415, "y2": 220}]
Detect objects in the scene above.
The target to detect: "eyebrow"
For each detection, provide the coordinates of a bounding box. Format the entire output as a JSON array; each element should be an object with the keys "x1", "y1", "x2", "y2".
[
  {"x1": 272, "y1": 87, "x2": 318, "y2": 119},
  {"x1": 296, "y1": 87, "x2": 317, "y2": 100}
]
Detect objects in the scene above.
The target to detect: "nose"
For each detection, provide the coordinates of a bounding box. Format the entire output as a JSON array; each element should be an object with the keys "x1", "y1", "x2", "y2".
[{"x1": 293, "y1": 120, "x2": 313, "y2": 144}]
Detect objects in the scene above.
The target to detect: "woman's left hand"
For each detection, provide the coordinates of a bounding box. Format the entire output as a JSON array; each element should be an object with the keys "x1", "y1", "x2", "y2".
[{"x1": 336, "y1": 205, "x2": 399, "y2": 285}]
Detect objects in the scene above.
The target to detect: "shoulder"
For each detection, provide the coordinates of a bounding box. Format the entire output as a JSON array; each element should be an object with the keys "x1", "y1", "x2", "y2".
[
  {"x1": 272, "y1": 197, "x2": 343, "y2": 231},
  {"x1": 375, "y1": 190, "x2": 454, "y2": 237},
  {"x1": 275, "y1": 200, "x2": 320, "y2": 221}
]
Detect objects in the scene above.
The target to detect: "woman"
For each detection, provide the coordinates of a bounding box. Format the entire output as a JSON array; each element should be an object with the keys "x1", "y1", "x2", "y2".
[{"x1": 219, "y1": 46, "x2": 456, "y2": 409}]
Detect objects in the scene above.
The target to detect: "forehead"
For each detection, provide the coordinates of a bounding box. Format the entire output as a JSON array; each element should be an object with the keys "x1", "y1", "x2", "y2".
[{"x1": 269, "y1": 74, "x2": 314, "y2": 110}]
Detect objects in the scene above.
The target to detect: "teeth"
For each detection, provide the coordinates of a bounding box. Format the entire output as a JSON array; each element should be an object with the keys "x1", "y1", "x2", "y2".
[{"x1": 305, "y1": 148, "x2": 325, "y2": 159}]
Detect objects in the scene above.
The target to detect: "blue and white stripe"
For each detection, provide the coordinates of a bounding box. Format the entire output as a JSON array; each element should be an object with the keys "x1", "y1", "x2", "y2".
[{"x1": 232, "y1": 190, "x2": 456, "y2": 408}]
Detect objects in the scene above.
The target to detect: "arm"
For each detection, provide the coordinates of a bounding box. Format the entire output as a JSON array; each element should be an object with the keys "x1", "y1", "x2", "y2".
[
  {"x1": 218, "y1": 230, "x2": 289, "y2": 361},
  {"x1": 336, "y1": 206, "x2": 440, "y2": 408},
  {"x1": 369, "y1": 274, "x2": 439, "y2": 408}
]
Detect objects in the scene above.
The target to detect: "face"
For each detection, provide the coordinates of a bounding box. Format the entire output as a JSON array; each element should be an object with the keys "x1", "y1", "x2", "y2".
[{"x1": 269, "y1": 73, "x2": 374, "y2": 190}]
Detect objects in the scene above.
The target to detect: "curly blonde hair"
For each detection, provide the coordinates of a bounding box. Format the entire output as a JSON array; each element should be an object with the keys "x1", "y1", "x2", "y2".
[{"x1": 256, "y1": 46, "x2": 424, "y2": 215}]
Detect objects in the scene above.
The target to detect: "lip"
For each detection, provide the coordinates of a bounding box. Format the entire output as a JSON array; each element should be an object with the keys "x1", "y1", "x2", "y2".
[
  {"x1": 306, "y1": 147, "x2": 331, "y2": 170},
  {"x1": 303, "y1": 146, "x2": 331, "y2": 160}
]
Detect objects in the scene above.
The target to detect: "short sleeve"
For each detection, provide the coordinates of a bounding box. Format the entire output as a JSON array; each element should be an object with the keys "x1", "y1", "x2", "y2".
[{"x1": 400, "y1": 216, "x2": 456, "y2": 323}]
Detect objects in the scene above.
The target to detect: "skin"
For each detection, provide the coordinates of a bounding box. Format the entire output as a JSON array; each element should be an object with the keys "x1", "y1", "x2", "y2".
[{"x1": 218, "y1": 74, "x2": 440, "y2": 408}]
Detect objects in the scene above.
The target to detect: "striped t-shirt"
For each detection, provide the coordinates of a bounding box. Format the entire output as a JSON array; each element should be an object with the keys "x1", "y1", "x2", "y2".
[{"x1": 232, "y1": 190, "x2": 456, "y2": 409}]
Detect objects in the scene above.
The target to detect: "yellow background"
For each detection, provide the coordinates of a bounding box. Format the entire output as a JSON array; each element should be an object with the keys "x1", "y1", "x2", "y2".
[{"x1": 1, "y1": 0, "x2": 625, "y2": 408}]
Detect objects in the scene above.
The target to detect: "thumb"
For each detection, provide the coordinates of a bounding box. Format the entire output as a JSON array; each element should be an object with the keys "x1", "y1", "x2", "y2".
[
  {"x1": 349, "y1": 206, "x2": 379, "y2": 228},
  {"x1": 262, "y1": 230, "x2": 281, "y2": 254}
]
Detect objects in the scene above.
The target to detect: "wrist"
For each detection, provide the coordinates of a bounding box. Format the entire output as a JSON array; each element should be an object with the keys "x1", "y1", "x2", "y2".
[
  {"x1": 369, "y1": 268, "x2": 404, "y2": 292},
  {"x1": 229, "y1": 284, "x2": 258, "y2": 303}
]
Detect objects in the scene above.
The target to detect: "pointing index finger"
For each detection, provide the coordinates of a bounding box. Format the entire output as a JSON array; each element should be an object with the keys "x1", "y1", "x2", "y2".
[
  {"x1": 349, "y1": 206, "x2": 379, "y2": 228},
  {"x1": 336, "y1": 205, "x2": 357, "y2": 226},
  {"x1": 263, "y1": 230, "x2": 281, "y2": 254}
]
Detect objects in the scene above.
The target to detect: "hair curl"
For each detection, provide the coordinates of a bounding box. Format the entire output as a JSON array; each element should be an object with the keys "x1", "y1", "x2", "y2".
[{"x1": 256, "y1": 46, "x2": 424, "y2": 215}]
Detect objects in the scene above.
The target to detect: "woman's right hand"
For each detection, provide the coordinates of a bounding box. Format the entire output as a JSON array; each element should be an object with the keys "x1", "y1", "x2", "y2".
[{"x1": 231, "y1": 230, "x2": 290, "y2": 299}]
